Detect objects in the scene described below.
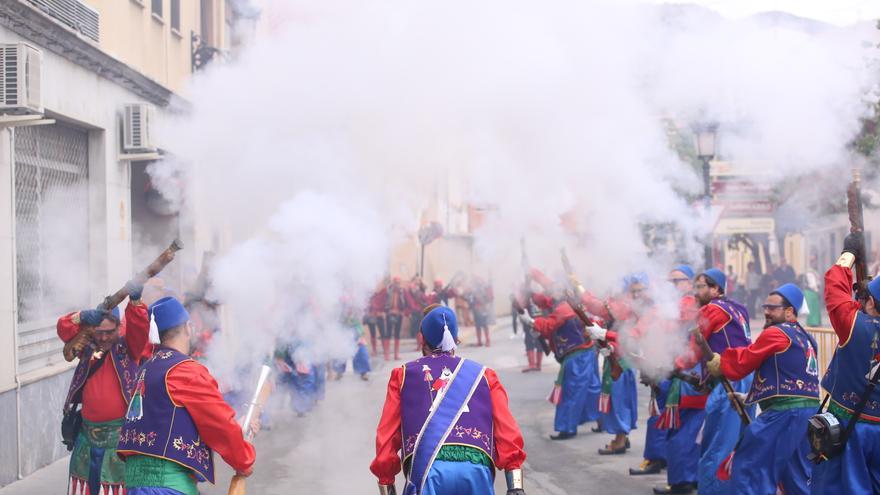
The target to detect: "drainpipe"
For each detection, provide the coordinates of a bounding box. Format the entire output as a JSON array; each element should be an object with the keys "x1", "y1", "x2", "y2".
[{"x1": 7, "y1": 127, "x2": 22, "y2": 480}]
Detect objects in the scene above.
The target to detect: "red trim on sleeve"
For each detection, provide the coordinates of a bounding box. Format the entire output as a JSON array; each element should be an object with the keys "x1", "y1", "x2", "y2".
[
  {"x1": 528, "y1": 268, "x2": 553, "y2": 290},
  {"x1": 531, "y1": 303, "x2": 575, "y2": 339},
  {"x1": 123, "y1": 301, "x2": 151, "y2": 362},
  {"x1": 579, "y1": 291, "x2": 609, "y2": 320},
  {"x1": 719, "y1": 326, "x2": 790, "y2": 381},
  {"x1": 676, "y1": 303, "x2": 729, "y2": 370},
  {"x1": 824, "y1": 265, "x2": 860, "y2": 345},
  {"x1": 679, "y1": 295, "x2": 698, "y2": 323},
  {"x1": 485, "y1": 368, "x2": 526, "y2": 470},
  {"x1": 370, "y1": 367, "x2": 404, "y2": 485},
  {"x1": 166, "y1": 361, "x2": 256, "y2": 474}
]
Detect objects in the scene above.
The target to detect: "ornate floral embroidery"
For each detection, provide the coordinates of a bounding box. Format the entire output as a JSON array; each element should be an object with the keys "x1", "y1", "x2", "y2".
[
  {"x1": 119, "y1": 428, "x2": 158, "y2": 447},
  {"x1": 451, "y1": 425, "x2": 492, "y2": 452},
  {"x1": 842, "y1": 392, "x2": 880, "y2": 411},
  {"x1": 155, "y1": 350, "x2": 174, "y2": 360},
  {"x1": 403, "y1": 435, "x2": 418, "y2": 455},
  {"x1": 172, "y1": 436, "x2": 211, "y2": 469}
]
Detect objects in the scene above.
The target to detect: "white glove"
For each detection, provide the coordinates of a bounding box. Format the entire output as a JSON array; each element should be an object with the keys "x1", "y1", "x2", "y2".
[
  {"x1": 518, "y1": 312, "x2": 535, "y2": 327},
  {"x1": 867, "y1": 359, "x2": 880, "y2": 382},
  {"x1": 599, "y1": 346, "x2": 612, "y2": 357},
  {"x1": 586, "y1": 323, "x2": 607, "y2": 342}
]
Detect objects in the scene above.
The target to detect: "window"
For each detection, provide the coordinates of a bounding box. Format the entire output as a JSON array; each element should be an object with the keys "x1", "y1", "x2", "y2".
[
  {"x1": 152, "y1": 0, "x2": 162, "y2": 18},
  {"x1": 14, "y1": 123, "x2": 90, "y2": 374},
  {"x1": 170, "y1": 0, "x2": 180, "y2": 32}
]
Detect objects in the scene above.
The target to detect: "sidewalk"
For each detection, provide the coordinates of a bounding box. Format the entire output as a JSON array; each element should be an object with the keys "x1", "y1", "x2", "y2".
[{"x1": 0, "y1": 456, "x2": 69, "y2": 495}]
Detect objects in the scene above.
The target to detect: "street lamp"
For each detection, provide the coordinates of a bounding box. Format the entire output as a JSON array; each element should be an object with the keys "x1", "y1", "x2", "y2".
[{"x1": 694, "y1": 123, "x2": 718, "y2": 271}]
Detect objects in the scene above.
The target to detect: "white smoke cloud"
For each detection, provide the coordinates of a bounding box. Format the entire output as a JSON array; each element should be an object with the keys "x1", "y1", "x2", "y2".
[{"x1": 148, "y1": 0, "x2": 879, "y2": 385}]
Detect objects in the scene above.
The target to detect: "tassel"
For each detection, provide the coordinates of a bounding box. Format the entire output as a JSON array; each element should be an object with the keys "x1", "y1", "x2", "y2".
[
  {"x1": 655, "y1": 406, "x2": 681, "y2": 430},
  {"x1": 716, "y1": 450, "x2": 735, "y2": 481},
  {"x1": 648, "y1": 396, "x2": 659, "y2": 417},
  {"x1": 547, "y1": 384, "x2": 562, "y2": 405},
  {"x1": 599, "y1": 393, "x2": 611, "y2": 414},
  {"x1": 439, "y1": 315, "x2": 457, "y2": 352}
]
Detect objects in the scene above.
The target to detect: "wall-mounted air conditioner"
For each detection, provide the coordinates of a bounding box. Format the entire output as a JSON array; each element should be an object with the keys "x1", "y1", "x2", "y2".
[
  {"x1": 0, "y1": 43, "x2": 43, "y2": 115},
  {"x1": 123, "y1": 103, "x2": 157, "y2": 152}
]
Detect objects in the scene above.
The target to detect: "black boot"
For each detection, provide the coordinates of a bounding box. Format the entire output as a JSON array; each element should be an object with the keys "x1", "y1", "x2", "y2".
[
  {"x1": 630, "y1": 459, "x2": 666, "y2": 475},
  {"x1": 549, "y1": 431, "x2": 577, "y2": 441}
]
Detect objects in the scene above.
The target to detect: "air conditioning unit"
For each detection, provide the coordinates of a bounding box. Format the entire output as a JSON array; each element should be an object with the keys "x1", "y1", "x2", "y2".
[
  {"x1": 123, "y1": 103, "x2": 157, "y2": 152},
  {"x1": 0, "y1": 43, "x2": 43, "y2": 115}
]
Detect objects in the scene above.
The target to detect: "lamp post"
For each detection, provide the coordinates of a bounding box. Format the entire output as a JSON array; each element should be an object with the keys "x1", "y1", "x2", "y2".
[{"x1": 694, "y1": 123, "x2": 718, "y2": 271}]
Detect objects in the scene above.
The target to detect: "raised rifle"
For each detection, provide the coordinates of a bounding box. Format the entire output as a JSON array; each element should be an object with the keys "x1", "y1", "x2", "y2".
[
  {"x1": 184, "y1": 250, "x2": 215, "y2": 309},
  {"x1": 520, "y1": 238, "x2": 551, "y2": 356},
  {"x1": 847, "y1": 169, "x2": 871, "y2": 300},
  {"x1": 560, "y1": 248, "x2": 624, "y2": 379},
  {"x1": 690, "y1": 327, "x2": 751, "y2": 425},
  {"x1": 439, "y1": 271, "x2": 465, "y2": 303},
  {"x1": 63, "y1": 239, "x2": 184, "y2": 362},
  {"x1": 228, "y1": 364, "x2": 272, "y2": 495}
]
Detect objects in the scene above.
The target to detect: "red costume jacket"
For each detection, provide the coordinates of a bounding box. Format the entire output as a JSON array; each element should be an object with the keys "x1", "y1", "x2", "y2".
[
  {"x1": 165, "y1": 360, "x2": 256, "y2": 474},
  {"x1": 370, "y1": 366, "x2": 526, "y2": 485},
  {"x1": 57, "y1": 302, "x2": 151, "y2": 422},
  {"x1": 825, "y1": 264, "x2": 860, "y2": 344}
]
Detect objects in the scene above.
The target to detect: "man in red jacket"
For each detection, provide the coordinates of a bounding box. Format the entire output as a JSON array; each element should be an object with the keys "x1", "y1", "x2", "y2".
[
  {"x1": 811, "y1": 233, "x2": 880, "y2": 494},
  {"x1": 58, "y1": 281, "x2": 150, "y2": 495},
  {"x1": 371, "y1": 305, "x2": 526, "y2": 495},
  {"x1": 118, "y1": 296, "x2": 256, "y2": 494}
]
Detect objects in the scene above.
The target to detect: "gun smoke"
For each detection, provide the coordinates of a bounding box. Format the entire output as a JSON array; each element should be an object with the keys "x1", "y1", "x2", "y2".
[{"x1": 132, "y1": 2, "x2": 880, "y2": 489}]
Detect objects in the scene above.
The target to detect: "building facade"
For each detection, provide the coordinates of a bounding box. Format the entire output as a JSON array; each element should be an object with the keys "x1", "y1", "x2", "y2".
[{"x1": 0, "y1": 0, "x2": 250, "y2": 486}]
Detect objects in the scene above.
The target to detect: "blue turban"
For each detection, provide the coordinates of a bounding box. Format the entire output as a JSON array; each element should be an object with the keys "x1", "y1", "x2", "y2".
[
  {"x1": 421, "y1": 306, "x2": 458, "y2": 351},
  {"x1": 868, "y1": 278, "x2": 880, "y2": 303},
  {"x1": 623, "y1": 272, "x2": 649, "y2": 291},
  {"x1": 772, "y1": 283, "x2": 804, "y2": 315},
  {"x1": 102, "y1": 306, "x2": 121, "y2": 322},
  {"x1": 673, "y1": 265, "x2": 695, "y2": 280},
  {"x1": 702, "y1": 268, "x2": 726, "y2": 292},
  {"x1": 150, "y1": 296, "x2": 190, "y2": 333}
]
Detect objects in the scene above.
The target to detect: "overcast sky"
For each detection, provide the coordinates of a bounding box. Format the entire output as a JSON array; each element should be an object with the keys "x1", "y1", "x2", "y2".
[{"x1": 651, "y1": 0, "x2": 880, "y2": 26}]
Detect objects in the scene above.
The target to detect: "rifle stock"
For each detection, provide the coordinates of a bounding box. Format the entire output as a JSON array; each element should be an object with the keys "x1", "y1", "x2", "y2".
[
  {"x1": 689, "y1": 327, "x2": 750, "y2": 425},
  {"x1": 847, "y1": 169, "x2": 871, "y2": 299},
  {"x1": 567, "y1": 296, "x2": 622, "y2": 380},
  {"x1": 558, "y1": 249, "x2": 622, "y2": 377},
  {"x1": 519, "y1": 238, "x2": 551, "y2": 356},
  {"x1": 229, "y1": 365, "x2": 272, "y2": 495},
  {"x1": 101, "y1": 239, "x2": 184, "y2": 310},
  {"x1": 63, "y1": 239, "x2": 183, "y2": 362}
]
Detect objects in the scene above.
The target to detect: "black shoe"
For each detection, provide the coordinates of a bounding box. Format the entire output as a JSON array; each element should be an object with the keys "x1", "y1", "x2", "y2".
[
  {"x1": 653, "y1": 482, "x2": 696, "y2": 494},
  {"x1": 629, "y1": 459, "x2": 666, "y2": 476},
  {"x1": 549, "y1": 432, "x2": 577, "y2": 440},
  {"x1": 597, "y1": 444, "x2": 627, "y2": 455},
  {"x1": 591, "y1": 425, "x2": 604, "y2": 433},
  {"x1": 625, "y1": 438, "x2": 631, "y2": 449},
  {"x1": 630, "y1": 459, "x2": 666, "y2": 475}
]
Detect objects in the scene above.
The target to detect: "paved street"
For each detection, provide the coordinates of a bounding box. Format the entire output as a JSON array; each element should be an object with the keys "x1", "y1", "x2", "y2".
[{"x1": 0, "y1": 323, "x2": 663, "y2": 495}]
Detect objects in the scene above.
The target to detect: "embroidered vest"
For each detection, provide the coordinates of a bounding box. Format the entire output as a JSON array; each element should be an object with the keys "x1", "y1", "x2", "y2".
[
  {"x1": 64, "y1": 342, "x2": 137, "y2": 413},
  {"x1": 822, "y1": 312, "x2": 880, "y2": 420},
  {"x1": 697, "y1": 298, "x2": 750, "y2": 382},
  {"x1": 117, "y1": 347, "x2": 215, "y2": 483},
  {"x1": 552, "y1": 316, "x2": 592, "y2": 360},
  {"x1": 746, "y1": 322, "x2": 820, "y2": 405},
  {"x1": 399, "y1": 354, "x2": 495, "y2": 466},
  {"x1": 705, "y1": 298, "x2": 751, "y2": 354}
]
